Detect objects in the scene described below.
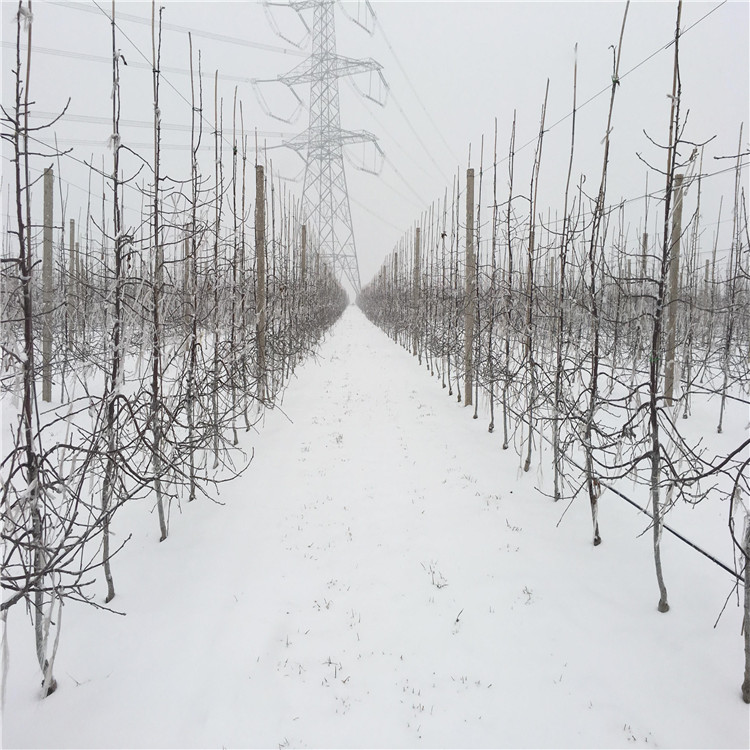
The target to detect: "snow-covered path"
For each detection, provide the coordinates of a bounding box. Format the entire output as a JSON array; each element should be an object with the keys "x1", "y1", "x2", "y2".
[{"x1": 4, "y1": 307, "x2": 748, "y2": 748}]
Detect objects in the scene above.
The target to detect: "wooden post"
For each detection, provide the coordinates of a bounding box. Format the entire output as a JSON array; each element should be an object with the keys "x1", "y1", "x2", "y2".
[
  {"x1": 664, "y1": 173, "x2": 684, "y2": 406},
  {"x1": 464, "y1": 168, "x2": 475, "y2": 407},
  {"x1": 413, "y1": 226, "x2": 420, "y2": 356},
  {"x1": 42, "y1": 167, "x2": 53, "y2": 402},
  {"x1": 255, "y1": 164, "x2": 267, "y2": 402},
  {"x1": 300, "y1": 223, "x2": 307, "y2": 283}
]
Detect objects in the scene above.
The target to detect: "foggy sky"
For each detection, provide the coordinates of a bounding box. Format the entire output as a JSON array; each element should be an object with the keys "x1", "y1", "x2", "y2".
[{"x1": 2, "y1": 1, "x2": 748, "y2": 289}]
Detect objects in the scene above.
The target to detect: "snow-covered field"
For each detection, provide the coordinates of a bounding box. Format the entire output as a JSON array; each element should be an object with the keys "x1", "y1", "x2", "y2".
[{"x1": 3, "y1": 306, "x2": 749, "y2": 748}]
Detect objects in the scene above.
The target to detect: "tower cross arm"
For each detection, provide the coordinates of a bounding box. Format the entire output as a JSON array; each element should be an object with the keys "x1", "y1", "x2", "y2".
[
  {"x1": 283, "y1": 128, "x2": 378, "y2": 153},
  {"x1": 339, "y1": 128, "x2": 378, "y2": 147},
  {"x1": 287, "y1": 0, "x2": 323, "y2": 10},
  {"x1": 279, "y1": 55, "x2": 382, "y2": 86}
]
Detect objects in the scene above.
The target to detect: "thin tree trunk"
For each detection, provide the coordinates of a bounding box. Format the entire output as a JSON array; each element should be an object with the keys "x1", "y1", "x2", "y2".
[
  {"x1": 583, "y1": 2, "x2": 629, "y2": 544},
  {"x1": 413, "y1": 226, "x2": 421, "y2": 358},
  {"x1": 717, "y1": 125, "x2": 744, "y2": 433},
  {"x1": 502, "y1": 114, "x2": 516, "y2": 450},
  {"x1": 212, "y1": 72, "x2": 222, "y2": 468},
  {"x1": 12, "y1": 0, "x2": 57, "y2": 695},
  {"x1": 650, "y1": 0, "x2": 683, "y2": 614},
  {"x1": 523, "y1": 81, "x2": 549, "y2": 473},
  {"x1": 150, "y1": 1, "x2": 167, "y2": 540},
  {"x1": 664, "y1": 173, "x2": 684, "y2": 407},
  {"x1": 42, "y1": 166, "x2": 53, "y2": 403},
  {"x1": 186, "y1": 35, "x2": 202, "y2": 502},
  {"x1": 554, "y1": 47, "x2": 578, "y2": 502},
  {"x1": 473, "y1": 139, "x2": 484, "y2": 420},
  {"x1": 256, "y1": 163, "x2": 267, "y2": 403},
  {"x1": 464, "y1": 167, "x2": 475, "y2": 408},
  {"x1": 230, "y1": 87, "x2": 240, "y2": 446},
  {"x1": 488, "y1": 122, "x2": 498, "y2": 433},
  {"x1": 101, "y1": 0, "x2": 125, "y2": 603}
]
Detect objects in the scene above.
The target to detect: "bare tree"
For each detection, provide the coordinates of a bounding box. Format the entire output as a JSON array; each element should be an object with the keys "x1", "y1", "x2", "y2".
[
  {"x1": 581, "y1": 3, "x2": 629, "y2": 545},
  {"x1": 522, "y1": 81, "x2": 549, "y2": 473},
  {"x1": 149, "y1": 0, "x2": 167, "y2": 541},
  {"x1": 552, "y1": 46, "x2": 579, "y2": 503},
  {"x1": 646, "y1": 0, "x2": 682, "y2": 613}
]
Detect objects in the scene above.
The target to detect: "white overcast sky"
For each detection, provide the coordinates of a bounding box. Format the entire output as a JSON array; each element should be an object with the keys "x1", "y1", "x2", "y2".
[{"x1": 2, "y1": 1, "x2": 748, "y2": 286}]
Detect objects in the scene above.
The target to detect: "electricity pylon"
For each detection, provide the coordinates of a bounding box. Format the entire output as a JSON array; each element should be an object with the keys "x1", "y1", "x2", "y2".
[{"x1": 272, "y1": 0, "x2": 385, "y2": 296}]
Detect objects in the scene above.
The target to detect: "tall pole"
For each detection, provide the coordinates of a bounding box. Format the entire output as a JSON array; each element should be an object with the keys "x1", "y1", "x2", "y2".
[{"x1": 279, "y1": 0, "x2": 383, "y2": 298}]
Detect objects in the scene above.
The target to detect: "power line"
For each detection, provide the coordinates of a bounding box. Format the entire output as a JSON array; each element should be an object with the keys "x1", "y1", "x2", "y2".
[
  {"x1": 517, "y1": 160, "x2": 750, "y2": 233},
  {"x1": 28, "y1": 110, "x2": 292, "y2": 140},
  {"x1": 366, "y1": 2, "x2": 733, "y2": 224},
  {"x1": 391, "y1": 0, "x2": 738, "y2": 243},
  {"x1": 1, "y1": 150, "x2": 146, "y2": 230},
  {"x1": 2, "y1": 153, "x2": 92, "y2": 200},
  {"x1": 31, "y1": 1, "x2": 300, "y2": 162},
  {"x1": 382, "y1": 154, "x2": 429, "y2": 209},
  {"x1": 34, "y1": 137, "x2": 290, "y2": 152},
  {"x1": 0, "y1": 40, "x2": 268, "y2": 88},
  {"x1": 85, "y1": 1, "x2": 242, "y2": 162},
  {"x1": 509, "y1": 1, "x2": 730, "y2": 163},
  {"x1": 20, "y1": 133, "x2": 148, "y2": 203},
  {"x1": 349, "y1": 193, "x2": 405, "y2": 233},
  {"x1": 50, "y1": 1, "x2": 306, "y2": 57},
  {"x1": 385, "y1": 84, "x2": 453, "y2": 185},
  {"x1": 343, "y1": 77, "x2": 444, "y2": 189},
  {"x1": 369, "y1": 5, "x2": 460, "y2": 166}
]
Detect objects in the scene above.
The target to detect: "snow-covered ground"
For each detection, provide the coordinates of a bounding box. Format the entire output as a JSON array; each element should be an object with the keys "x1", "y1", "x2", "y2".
[{"x1": 3, "y1": 306, "x2": 749, "y2": 748}]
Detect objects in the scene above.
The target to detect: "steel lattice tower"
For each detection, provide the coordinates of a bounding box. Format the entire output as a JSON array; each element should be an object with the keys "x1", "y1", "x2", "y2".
[{"x1": 279, "y1": 0, "x2": 382, "y2": 296}]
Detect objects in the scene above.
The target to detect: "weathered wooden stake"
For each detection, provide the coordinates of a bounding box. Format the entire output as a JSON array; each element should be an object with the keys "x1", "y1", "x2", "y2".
[{"x1": 301, "y1": 223, "x2": 307, "y2": 282}]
